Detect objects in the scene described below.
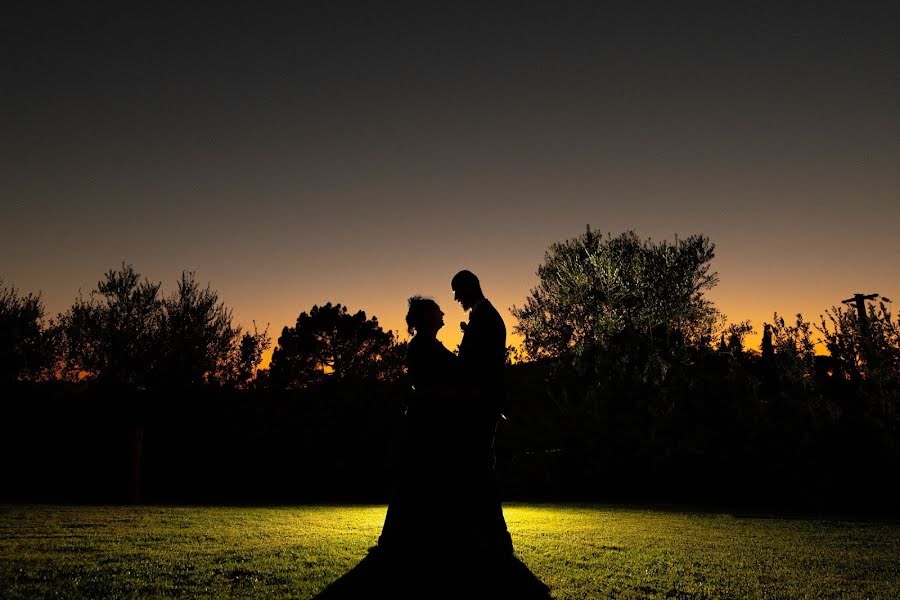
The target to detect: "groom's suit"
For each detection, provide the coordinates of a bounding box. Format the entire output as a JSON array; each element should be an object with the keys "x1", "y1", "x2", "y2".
[
  {"x1": 458, "y1": 298, "x2": 507, "y2": 421},
  {"x1": 456, "y1": 298, "x2": 512, "y2": 557}
]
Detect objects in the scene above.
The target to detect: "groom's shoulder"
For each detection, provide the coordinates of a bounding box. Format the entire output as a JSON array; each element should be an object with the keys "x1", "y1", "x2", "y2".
[
  {"x1": 475, "y1": 299, "x2": 505, "y2": 329},
  {"x1": 480, "y1": 299, "x2": 500, "y2": 317}
]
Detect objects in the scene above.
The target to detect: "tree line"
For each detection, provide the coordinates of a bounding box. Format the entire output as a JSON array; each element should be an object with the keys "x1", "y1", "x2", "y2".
[
  {"x1": 1, "y1": 229, "x2": 898, "y2": 509},
  {"x1": 503, "y1": 228, "x2": 898, "y2": 510},
  {"x1": 1, "y1": 266, "x2": 411, "y2": 390},
  {"x1": 1, "y1": 265, "x2": 271, "y2": 389}
]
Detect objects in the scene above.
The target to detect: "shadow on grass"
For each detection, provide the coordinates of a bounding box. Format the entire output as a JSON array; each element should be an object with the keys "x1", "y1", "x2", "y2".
[{"x1": 315, "y1": 548, "x2": 552, "y2": 599}]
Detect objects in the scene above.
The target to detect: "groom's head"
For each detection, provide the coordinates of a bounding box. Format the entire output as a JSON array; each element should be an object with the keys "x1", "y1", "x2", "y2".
[{"x1": 452, "y1": 270, "x2": 484, "y2": 311}]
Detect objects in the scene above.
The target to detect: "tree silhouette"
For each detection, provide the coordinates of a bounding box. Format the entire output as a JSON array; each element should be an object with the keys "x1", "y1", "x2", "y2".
[
  {"x1": 228, "y1": 323, "x2": 272, "y2": 388},
  {"x1": 58, "y1": 264, "x2": 162, "y2": 386},
  {"x1": 512, "y1": 227, "x2": 720, "y2": 361},
  {"x1": 269, "y1": 302, "x2": 401, "y2": 389},
  {"x1": 507, "y1": 229, "x2": 723, "y2": 477},
  {"x1": 769, "y1": 313, "x2": 817, "y2": 388},
  {"x1": 761, "y1": 323, "x2": 775, "y2": 362},
  {"x1": 155, "y1": 271, "x2": 269, "y2": 388},
  {"x1": 154, "y1": 271, "x2": 233, "y2": 387},
  {"x1": 724, "y1": 320, "x2": 755, "y2": 355},
  {"x1": 819, "y1": 299, "x2": 899, "y2": 390},
  {"x1": 57, "y1": 265, "x2": 269, "y2": 389},
  {"x1": 0, "y1": 281, "x2": 49, "y2": 382}
]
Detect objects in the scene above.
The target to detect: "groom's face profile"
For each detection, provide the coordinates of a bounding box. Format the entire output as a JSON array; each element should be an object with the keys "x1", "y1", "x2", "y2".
[
  {"x1": 453, "y1": 286, "x2": 474, "y2": 311},
  {"x1": 451, "y1": 270, "x2": 482, "y2": 311}
]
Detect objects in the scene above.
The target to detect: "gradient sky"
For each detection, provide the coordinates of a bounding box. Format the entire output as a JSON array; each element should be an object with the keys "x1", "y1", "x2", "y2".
[{"x1": 2, "y1": 3, "x2": 898, "y2": 364}]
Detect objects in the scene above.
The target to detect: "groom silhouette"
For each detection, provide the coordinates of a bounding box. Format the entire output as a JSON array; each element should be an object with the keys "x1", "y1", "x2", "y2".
[{"x1": 451, "y1": 269, "x2": 513, "y2": 560}]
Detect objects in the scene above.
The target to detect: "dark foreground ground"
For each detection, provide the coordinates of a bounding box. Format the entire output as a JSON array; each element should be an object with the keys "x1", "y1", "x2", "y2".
[{"x1": 1, "y1": 505, "x2": 898, "y2": 598}]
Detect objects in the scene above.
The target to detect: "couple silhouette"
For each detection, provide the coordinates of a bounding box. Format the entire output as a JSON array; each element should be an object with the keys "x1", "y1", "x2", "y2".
[{"x1": 317, "y1": 271, "x2": 550, "y2": 598}]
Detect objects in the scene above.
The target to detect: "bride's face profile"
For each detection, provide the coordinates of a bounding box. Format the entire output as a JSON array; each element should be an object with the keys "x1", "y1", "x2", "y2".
[{"x1": 421, "y1": 304, "x2": 444, "y2": 336}]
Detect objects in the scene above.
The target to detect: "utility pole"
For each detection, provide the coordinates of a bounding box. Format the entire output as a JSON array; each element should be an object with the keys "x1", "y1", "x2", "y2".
[
  {"x1": 842, "y1": 293, "x2": 879, "y2": 369},
  {"x1": 842, "y1": 293, "x2": 879, "y2": 327}
]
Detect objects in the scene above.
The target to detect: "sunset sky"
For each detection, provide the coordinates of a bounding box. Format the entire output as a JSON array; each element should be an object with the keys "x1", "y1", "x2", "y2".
[{"x1": 2, "y1": 3, "x2": 898, "y2": 365}]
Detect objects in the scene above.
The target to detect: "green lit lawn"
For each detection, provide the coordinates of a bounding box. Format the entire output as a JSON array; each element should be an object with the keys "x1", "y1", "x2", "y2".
[{"x1": 1, "y1": 505, "x2": 898, "y2": 599}]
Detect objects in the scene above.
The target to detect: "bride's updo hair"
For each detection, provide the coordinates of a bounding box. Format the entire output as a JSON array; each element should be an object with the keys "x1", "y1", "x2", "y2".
[{"x1": 406, "y1": 296, "x2": 438, "y2": 335}]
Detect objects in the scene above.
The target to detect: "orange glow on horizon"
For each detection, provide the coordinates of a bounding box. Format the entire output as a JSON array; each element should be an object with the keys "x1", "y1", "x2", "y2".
[{"x1": 252, "y1": 304, "x2": 837, "y2": 373}]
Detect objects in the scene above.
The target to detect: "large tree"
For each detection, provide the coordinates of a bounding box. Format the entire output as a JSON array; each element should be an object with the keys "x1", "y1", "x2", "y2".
[
  {"x1": 509, "y1": 229, "x2": 724, "y2": 479},
  {"x1": 512, "y1": 227, "x2": 720, "y2": 362},
  {"x1": 269, "y1": 302, "x2": 401, "y2": 389}
]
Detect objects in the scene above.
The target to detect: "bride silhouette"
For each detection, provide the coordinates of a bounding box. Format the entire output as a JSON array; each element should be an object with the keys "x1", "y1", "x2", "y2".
[
  {"x1": 378, "y1": 296, "x2": 461, "y2": 556},
  {"x1": 316, "y1": 293, "x2": 549, "y2": 598}
]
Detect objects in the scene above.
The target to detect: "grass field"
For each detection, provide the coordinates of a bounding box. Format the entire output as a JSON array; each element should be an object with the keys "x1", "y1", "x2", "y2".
[{"x1": 1, "y1": 504, "x2": 898, "y2": 599}]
